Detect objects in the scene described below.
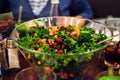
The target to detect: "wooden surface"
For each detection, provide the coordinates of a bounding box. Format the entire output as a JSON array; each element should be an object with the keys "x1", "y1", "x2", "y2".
[
  {"x1": 1, "y1": 53, "x2": 31, "y2": 80},
  {"x1": 1, "y1": 51, "x2": 108, "y2": 80}
]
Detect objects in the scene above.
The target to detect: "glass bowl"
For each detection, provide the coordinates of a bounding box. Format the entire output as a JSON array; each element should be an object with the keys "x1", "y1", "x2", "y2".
[
  {"x1": 11, "y1": 16, "x2": 112, "y2": 79},
  {"x1": 105, "y1": 18, "x2": 120, "y2": 42},
  {"x1": 15, "y1": 67, "x2": 56, "y2": 80},
  {"x1": 95, "y1": 71, "x2": 120, "y2": 80}
]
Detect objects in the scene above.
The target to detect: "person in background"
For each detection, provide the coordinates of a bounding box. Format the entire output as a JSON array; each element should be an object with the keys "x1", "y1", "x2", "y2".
[
  {"x1": 0, "y1": 0, "x2": 93, "y2": 21},
  {"x1": 0, "y1": 0, "x2": 93, "y2": 38}
]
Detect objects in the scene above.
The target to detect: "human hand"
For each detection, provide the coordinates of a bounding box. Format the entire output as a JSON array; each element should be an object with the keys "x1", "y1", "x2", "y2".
[
  {"x1": 56, "y1": 16, "x2": 85, "y2": 27},
  {"x1": 76, "y1": 15, "x2": 83, "y2": 19}
]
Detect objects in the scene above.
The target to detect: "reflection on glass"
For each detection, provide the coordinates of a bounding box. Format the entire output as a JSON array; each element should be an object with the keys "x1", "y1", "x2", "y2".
[
  {"x1": 105, "y1": 18, "x2": 120, "y2": 42},
  {"x1": 15, "y1": 67, "x2": 56, "y2": 80}
]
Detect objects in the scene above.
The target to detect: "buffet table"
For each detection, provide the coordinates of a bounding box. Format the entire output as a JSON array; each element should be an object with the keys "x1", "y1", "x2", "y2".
[{"x1": 0, "y1": 51, "x2": 107, "y2": 80}]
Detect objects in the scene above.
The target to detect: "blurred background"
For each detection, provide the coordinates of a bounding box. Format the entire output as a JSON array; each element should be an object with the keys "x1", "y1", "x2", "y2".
[
  {"x1": 0, "y1": 0, "x2": 120, "y2": 19},
  {"x1": 88, "y1": 0, "x2": 120, "y2": 18}
]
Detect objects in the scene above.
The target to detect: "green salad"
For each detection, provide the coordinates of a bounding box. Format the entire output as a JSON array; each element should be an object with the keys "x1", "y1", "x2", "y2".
[
  {"x1": 15, "y1": 20, "x2": 108, "y2": 69},
  {"x1": 17, "y1": 25, "x2": 107, "y2": 54}
]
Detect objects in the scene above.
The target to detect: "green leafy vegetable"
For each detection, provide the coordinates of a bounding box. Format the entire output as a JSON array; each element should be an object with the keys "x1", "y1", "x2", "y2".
[{"x1": 16, "y1": 21, "x2": 108, "y2": 70}]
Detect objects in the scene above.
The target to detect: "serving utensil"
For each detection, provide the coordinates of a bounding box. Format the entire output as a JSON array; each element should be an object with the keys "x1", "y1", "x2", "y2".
[{"x1": 98, "y1": 33, "x2": 120, "y2": 44}]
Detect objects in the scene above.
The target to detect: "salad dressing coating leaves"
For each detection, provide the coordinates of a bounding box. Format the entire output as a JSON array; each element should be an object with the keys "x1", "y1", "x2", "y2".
[{"x1": 15, "y1": 20, "x2": 108, "y2": 69}]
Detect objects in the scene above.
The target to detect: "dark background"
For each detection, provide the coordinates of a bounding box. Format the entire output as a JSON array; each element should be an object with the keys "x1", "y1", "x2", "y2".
[{"x1": 88, "y1": 0, "x2": 120, "y2": 18}]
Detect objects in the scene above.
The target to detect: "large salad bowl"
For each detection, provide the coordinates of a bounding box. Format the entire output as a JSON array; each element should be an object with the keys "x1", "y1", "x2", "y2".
[{"x1": 11, "y1": 16, "x2": 112, "y2": 79}]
